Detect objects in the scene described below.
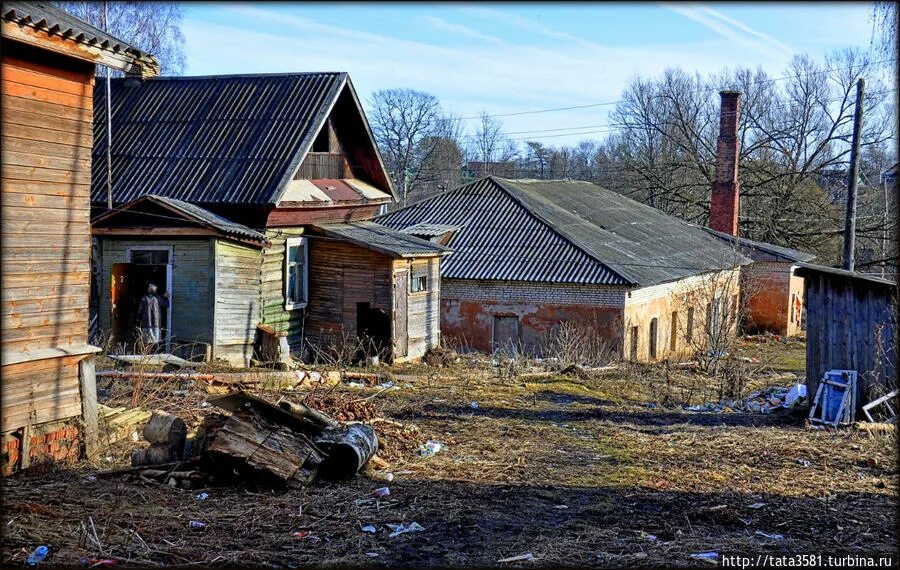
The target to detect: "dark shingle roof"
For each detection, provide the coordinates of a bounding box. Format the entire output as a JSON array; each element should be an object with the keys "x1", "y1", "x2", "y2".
[
  {"x1": 2, "y1": 1, "x2": 157, "y2": 68},
  {"x1": 794, "y1": 262, "x2": 897, "y2": 289},
  {"x1": 92, "y1": 194, "x2": 270, "y2": 246},
  {"x1": 378, "y1": 177, "x2": 750, "y2": 287},
  {"x1": 700, "y1": 227, "x2": 816, "y2": 263},
  {"x1": 91, "y1": 73, "x2": 349, "y2": 206},
  {"x1": 312, "y1": 222, "x2": 448, "y2": 258}
]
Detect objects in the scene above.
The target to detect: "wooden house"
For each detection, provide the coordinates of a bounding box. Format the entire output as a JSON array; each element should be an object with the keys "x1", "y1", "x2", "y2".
[
  {"x1": 1, "y1": 1, "x2": 157, "y2": 474},
  {"x1": 89, "y1": 73, "x2": 446, "y2": 366},
  {"x1": 794, "y1": 263, "x2": 897, "y2": 412}
]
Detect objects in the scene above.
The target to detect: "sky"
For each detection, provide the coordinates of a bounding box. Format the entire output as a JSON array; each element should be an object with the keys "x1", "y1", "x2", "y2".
[{"x1": 181, "y1": 2, "x2": 884, "y2": 146}]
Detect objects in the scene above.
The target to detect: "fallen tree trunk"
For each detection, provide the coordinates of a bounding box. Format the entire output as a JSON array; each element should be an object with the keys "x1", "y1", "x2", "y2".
[
  {"x1": 313, "y1": 423, "x2": 378, "y2": 481},
  {"x1": 143, "y1": 411, "x2": 187, "y2": 453}
]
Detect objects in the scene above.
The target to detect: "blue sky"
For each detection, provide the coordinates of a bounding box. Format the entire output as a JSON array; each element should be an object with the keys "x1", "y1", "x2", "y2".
[{"x1": 182, "y1": 2, "x2": 883, "y2": 145}]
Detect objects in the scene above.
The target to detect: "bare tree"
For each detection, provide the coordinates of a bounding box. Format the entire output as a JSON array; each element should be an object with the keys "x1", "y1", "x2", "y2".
[
  {"x1": 369, "y1": 88, "x2": 459, "y2": 207},
  {"x1": 525, "y1": 141, "x2": 550, "y2": 179},
  {"x1": 54, "y1": 1, "x2": 185, "y2": 75}
]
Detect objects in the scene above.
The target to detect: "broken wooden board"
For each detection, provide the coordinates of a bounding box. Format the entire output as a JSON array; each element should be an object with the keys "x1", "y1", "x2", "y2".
[
  {"x1": 98, "y1": 404, "x2": 152, "y2": 444},
  {"x1": 111, "y1": 353, "x2": 201, "y2": 368},
  {"x1": 208, "y1": 390, "x2": 323, "y2": 436},
  {"x1": 207, "y1": 412, "x2": 324, "y2": 487}
]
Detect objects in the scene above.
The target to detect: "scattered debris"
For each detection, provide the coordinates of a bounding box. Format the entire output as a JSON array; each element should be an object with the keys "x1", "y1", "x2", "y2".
[
  {"x1": 755, "y1": 530, "x2": 784, "y2": 540},
  {"x1": 387, "y1": 522, "x2": 425, "y2": 537},
  {"x1": 689, "y1": 552, "x2": 719, "y2": 562},
  {"x1": 498, "y1": 553, "x2": 536, "y2": 563},
  {"x1": 372, "y1": 487, "x2": 391, "y2": 498},
  {"x1": 360, "y1": 525, "x2": 377, "y2": 534},
  {"x1": 809, "y1": 370, "x2": 857, "y2": 427},
  {"x1": 195, "y1": 493, "x2": 209, "y2": 501},
  {"x1": 189, "y1": 521, "x2": 207, "y2": 530},
  {"x1": 862, "y1": 390, "x2": 898, "y2": 423},
  {"x1": 747, "y1": 502, "x2": 766, "y2": 510},
  {"x1": 797, "y1": 459, "x2": 811, "y2": 467},
  {"x1": 418, "y1": 440, "x2": 446, "y2": 457},
  {"x1": 26, "y1": 546, "x2": 48, "y2": 566},
  {"x1": 365, "y1": 552, "x2": 380, "y2": 558},
  {"x1": 683, "y1": 382, "x2": 808, "y2": 415},
  {"x1": 110, "y1": 353, "x2": 201, "y2": 369}
]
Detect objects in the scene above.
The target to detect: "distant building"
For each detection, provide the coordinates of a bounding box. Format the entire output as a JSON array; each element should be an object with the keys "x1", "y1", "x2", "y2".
[{"x1": 378, "y1": 176, "x2": 750, "y2": 361}]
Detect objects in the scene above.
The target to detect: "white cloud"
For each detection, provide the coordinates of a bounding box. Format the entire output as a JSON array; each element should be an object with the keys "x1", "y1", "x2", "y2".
[
  {"x1": 662, "y1": 3, "x2": 795, "y2": 59},
  {"x1": 422, "y1": 15, "x2": 506, "y2": 45}
]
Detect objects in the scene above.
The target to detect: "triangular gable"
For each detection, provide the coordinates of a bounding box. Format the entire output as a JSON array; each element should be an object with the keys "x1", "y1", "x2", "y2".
[{"x1": 273, "y1": 76, "x2": 397, "y2": 204}]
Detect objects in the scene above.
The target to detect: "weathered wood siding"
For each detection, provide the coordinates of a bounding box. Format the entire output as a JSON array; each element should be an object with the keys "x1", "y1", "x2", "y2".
[
  {"x1": 1, "y1": 45, "x2": 96, "y2": 433},
  {"x1": 394, "y1": 258, "x2": 441, "y2": 359},
  {"x1": 804, "y1": 274, "x2": 897, "y2": 409},
  {"x1": 260, "y1": 229, "x2": 306, "y2": 346},
  {"x1": 97, "y1": 238, "x2": 213, "y2": 344},
  {"x1": 214, "y1": 240, "x2": 263, "y2": 366}
]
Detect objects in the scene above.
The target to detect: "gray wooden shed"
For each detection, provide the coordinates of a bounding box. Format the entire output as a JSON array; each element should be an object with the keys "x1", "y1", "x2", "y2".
[{"x1": 794, "y1": 263, "x2": 897, "y2": 412}]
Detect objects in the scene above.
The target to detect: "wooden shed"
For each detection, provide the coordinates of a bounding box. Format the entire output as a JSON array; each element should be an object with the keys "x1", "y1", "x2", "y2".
[
  {"x1": 1, "y1": 1, "x2": 157, "y2": 474},
  {"x1": 794, "y1": 263, "x2": 897, "y2": 412}
]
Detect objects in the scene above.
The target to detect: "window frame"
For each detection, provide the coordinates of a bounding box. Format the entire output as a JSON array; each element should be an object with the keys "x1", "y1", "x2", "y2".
[
  {"x1": 409, "y1": 271, "x2": 428, "y2": 294},
  {"x1": 284, "y1": 237, "x2": 309, "y2": 310}
]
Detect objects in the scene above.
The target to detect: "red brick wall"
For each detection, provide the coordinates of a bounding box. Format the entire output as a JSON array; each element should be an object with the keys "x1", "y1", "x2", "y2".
[
  {"x1": 710, "y1": 91, "x2": 741, "y2": 236},
  {"x1": 2, "y1": 422, "x2": 81, "y2": 476}
]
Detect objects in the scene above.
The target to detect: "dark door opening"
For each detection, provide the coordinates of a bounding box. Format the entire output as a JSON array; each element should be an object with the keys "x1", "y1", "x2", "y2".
[
  {"x1": 111, "y1": 262, "x2": 171, "y2": 350},
  {"x1": 357, "y1": 302, "x2": 391, "y2": 361}
]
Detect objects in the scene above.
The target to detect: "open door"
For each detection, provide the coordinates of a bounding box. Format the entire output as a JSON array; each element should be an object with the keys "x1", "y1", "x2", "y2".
[
  {"x1": 111, "y1": 263, "x2": 133, "y2": 344},
  {"x1": 392, "y1": 270, "x2": 408, "y2": 359}
]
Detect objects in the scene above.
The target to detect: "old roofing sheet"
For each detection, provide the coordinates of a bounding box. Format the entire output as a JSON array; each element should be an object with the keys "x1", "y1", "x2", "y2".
[
  {"x1": 378, "y1": 177, "x2": 751, "y2": 287},
  {"x1": 701, "y1": 227, "x2": 816, "y2": 263},
  {"x1": 794, "y1": 262, "x2": 897, "y2": 289},
  {"x1": 92, "y1": 194, "x2": 269, "y2": 246},
  {"x1": 91, "y1": 73, "x2": 347, "y2": 206},
  {"x1": 312, "y1": 221, "x2": 448, "y2": 258},
  {"x1": 377, "y1": 178, "x2": 630, "y2": 285},
  {"x1": 2, "y1": 1, "x2": 156, "y2": 66}
]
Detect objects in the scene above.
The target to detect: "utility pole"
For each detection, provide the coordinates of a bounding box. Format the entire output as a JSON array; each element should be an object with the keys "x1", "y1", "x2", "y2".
[
  {"x1": 104, "y1": 0, "x2": 113, "y2": 210},
  {"x1": 842, "y1": 77, "x2": 865, "y2": 271}
]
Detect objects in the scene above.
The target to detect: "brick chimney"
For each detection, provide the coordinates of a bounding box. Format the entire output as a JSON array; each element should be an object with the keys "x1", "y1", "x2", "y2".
[{"x1": 710, "y1": 90, "x2": 741, "y2": 236}]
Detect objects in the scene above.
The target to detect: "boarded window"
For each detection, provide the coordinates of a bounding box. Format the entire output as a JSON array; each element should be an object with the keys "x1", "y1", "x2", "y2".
[
  {"x1": 629, "y1": 325, "x2": 639, "y2": 360},
  {"x1": 284, "y1": 237, "x2": 308, "y2": 309},
  {"x1": 670, "y1": 311, "x2": 678, "y2": 352},
  {"x1": 649, "y1": 318, "x2": 658, "y2": 360},
  {"x1": 686, "y1": 308, "x2": 695, "y2": 342},
  {"x1": 410, "y1": 272, "x2": 427, "y2": 293}
]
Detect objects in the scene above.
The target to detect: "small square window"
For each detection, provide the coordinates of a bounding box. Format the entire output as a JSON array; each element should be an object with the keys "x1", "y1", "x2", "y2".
[{"x1": 410, "y1": 274, "x2": 427, "y2": 293}]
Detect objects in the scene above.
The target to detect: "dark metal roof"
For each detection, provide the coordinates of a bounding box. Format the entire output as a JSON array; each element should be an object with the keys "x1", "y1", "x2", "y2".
[
  {"x1": 794, "y1": 262, "x2": 897, "y2": 289},
  {"x1": 91, "y1": 73, "x2": 348, "y2": 206},
  {"x1": 378, "y1": 177, "x2": 751, "y2": 287},
  {"x1": 700, "y1": 227, "x2": 816, "y2": 263},
  {"x1": 312, "y1": 222, "x2": 448, "y2": 258},
  {"x1": 377, "y1": 178, "x2": 631, "y2": 285},
  {"x1": 2, "y1": 1, "x2": 157, "y2": 67},
  {"x1": 92, "y1": 194, "x2": 270, "y2": 246},
  {"x1": 399, "y1": 223, "x2": 461, "y2": 237}
]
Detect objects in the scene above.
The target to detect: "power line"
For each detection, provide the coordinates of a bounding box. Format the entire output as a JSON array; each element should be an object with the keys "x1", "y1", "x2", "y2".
[{"x1": 456, "y1": 57, "x2": 898, "y2": 122}]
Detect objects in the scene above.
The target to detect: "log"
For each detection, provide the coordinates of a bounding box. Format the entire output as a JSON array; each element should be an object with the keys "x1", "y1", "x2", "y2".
[
  {"x1": 131, "y1": 444, "x2": 177, "y2": 466},
  {"x1": 313, "y1": 423, "x2": 378, "y2": 481},
  {"x1": 278, "y1": 400, "x2": 339, "y2": 429},
  {"x1": 143, "y1": 411, "x2": 187, "y2": 456},
  {"x1": 97, "y1": 371, "x2": 214, "y2": 381}
]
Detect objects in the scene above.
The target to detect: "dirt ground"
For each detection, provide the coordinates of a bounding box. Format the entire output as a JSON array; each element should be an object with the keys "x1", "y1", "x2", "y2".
[{"x1": 3, "y1": 338, "x2": 897, "y2": 568}]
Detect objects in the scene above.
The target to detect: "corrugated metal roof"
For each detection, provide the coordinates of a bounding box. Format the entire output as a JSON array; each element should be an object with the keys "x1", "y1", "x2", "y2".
[
  {"x1": 92, "y1": 194, "x2": 270, "y2": 246},
  {"x1": 91, "y1": 73, "x2": 348, "y2": 206},
  {"x1": 378, "y1": 177, "x2": 751, "y2": 287},
  {"x1": 2, "y1": 1, "x2": 157, "y2": 68},
  {"x1": 377, "y1": 178, "x2": 630, "y2": 285},
  {"x1": 400, "y1": 223, "x2": 462, "y2": 237},
  {"x1": 794, "y1": 262, "x2": 897, "y2": 288},
  {"x1": 312, "y1": 222, "x2": 448, "y2": 258},
  {"x1": 700, "y1": 227, "x2": 816, "y2": 263}
]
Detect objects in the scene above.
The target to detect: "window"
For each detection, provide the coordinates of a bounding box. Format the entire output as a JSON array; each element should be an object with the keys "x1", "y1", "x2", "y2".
[
  {"x1": 649, "y1": 318, "x2": 658, "y2": 360},
  {"x1": 410, "y1": 272, "x2": 427, "y2": 293},
  {"x1": 127, "y1": 249, "x2": 170, "y2": 265},
  {"x1": 670, "y1": 311, "x2": 678, "y2": 352},
  {"x1": 284, "y1": 237, "x2": 308, "y2": 310},
  {"x1": 686, "y1": 308, "x2": 695, "y2": 342}
]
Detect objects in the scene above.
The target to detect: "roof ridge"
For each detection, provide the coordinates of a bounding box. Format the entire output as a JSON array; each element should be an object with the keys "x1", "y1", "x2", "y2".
[
  {"x1": 489, "y1": 177, "x2": 639, "y2": 285},
  {"x1": 111, "y1": 71, "x2": 348, "y2": 82}
]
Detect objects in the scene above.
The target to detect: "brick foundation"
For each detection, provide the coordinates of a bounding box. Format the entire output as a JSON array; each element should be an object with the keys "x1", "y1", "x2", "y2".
[{"x1": 2, "y1": 421, "x2": 81, "y2": 476}]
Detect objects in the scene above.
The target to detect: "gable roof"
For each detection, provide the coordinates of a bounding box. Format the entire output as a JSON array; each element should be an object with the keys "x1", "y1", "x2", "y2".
[
  {"x1": 700, "y1": 227, "x2": 816, "y2": 263},
  {"x1": 1, "y1": 1, "x2": 158, "y2": 75},
  {"x1": 92, "y1": 195, "x2": 270, "y2": 247},
  {"x1": 377, "y1": 177, "x2": 751, "y2": 287},
  {"x1": 310, "y1": 222, "x2": 448, "y2": 258},
  {"x1": 91, "y1": 72, "x2": 394, "y2": 206}
]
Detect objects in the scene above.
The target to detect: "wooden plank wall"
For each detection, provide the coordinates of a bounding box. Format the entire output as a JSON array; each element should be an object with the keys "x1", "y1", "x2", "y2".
[
  {"x1": 1, "y1": 45, "x2": 96, "y2": 433},
  {"x1": 97, "y1": 238, "x2": 213, "y2": 344},
  {"x1": 805, "y1": 274, "x2": 898, "y2": 408},
  {"x1": 214, "y1": 240, "x2": 263, "y2": 366},
  {"x1": 260, "y1": 229, "x2": 306, "y2": 345},
  {"x1": 397, "y1": 257, "x2": 441, "y2": 359}
]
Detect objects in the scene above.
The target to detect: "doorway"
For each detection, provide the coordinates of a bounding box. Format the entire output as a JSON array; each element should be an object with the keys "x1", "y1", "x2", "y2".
[
  {"x1": 492, "y1": 315, "x2": 520, "y2": 354},
  {"x1": 111, "y1": 247, "x2": 173, "y2": 350}
]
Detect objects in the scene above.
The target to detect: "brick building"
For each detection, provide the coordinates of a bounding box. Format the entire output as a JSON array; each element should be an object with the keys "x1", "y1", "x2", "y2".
[{"x1": 377, "y1": 176, "x2": 750, "y2": 361}]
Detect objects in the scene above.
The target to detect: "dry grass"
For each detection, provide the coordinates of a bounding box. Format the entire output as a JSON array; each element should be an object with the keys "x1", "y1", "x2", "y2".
[{"x1": 2, "y1": 340, "x2": 896, "y2": 567}]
